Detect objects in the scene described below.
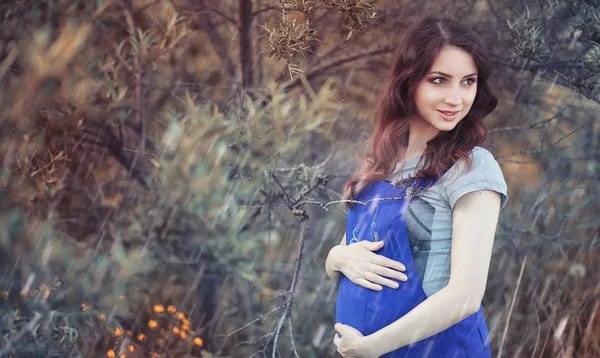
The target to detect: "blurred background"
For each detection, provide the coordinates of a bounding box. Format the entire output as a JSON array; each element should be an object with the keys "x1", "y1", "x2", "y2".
[{"x1": 0, "y1": 0, "x2": 598, "y2": 357}]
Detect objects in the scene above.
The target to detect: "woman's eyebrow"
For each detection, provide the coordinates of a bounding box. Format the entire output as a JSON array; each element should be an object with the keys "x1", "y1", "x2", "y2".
[{"x1": 429, "y1": 71, "x2": 478, "y2": 78}]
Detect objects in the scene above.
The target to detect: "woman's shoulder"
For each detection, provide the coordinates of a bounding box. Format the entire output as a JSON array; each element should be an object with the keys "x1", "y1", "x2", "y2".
[
  {"x1": 439, "y1": 146, "x2": 509, "y2": 210},
  {"x1": 443, "y1": 146, "x2": 499, "y2": 176},
  {"x1": 470, "y1": 145, "x2": 496, "y2": 160}
]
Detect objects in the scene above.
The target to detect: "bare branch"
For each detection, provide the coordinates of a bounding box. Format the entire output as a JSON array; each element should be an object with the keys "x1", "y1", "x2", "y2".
[
  {"x1": 288, "y1": 316, "x2": 301, "y2": 358},
  {"x1": 252, "y1": 5, "x2": 302, "y2": 17},
  {"x1": 204, "y1": 3, "x2": 238, "y2": 24},
  {"x1": 282, "y1": 44, "x2": 393, "y2": 89},
  {"x1": 239, "y1": 0, "x2": 255, "y2": 88},
  {"x1": 271, "y1": 221, "x2": 308, "y2": 358},
  {"x1": 216, "y1": 304, "x2": 286, "y2": 347},
  {"x1": 119, "y1": 0, "x2": 146, "y2": 178},
  {"x1": 197, "y1": 0, "x2": 237, "y2": 80},
  {"x1": 489, "y1": 101, "x2": 572, "y2": 133}
]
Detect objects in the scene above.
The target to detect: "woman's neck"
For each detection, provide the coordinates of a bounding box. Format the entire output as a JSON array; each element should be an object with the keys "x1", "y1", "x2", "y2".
[{"x1": 404, "y1": 116, "x2": 440, "y2": 161}]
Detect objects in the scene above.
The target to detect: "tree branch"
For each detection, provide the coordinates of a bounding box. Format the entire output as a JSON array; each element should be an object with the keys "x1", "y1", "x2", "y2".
[
  {"x1": 204, "y1": 3, "x2": 238, "y2": 24},
  {"x1": 120, "y1": 0, "x2": 146, "y2": 178},
  {"x1": 282, "y1": 45, "x2": 393, "y2": 90},
  {"x1": 271, "y1": 221, "x2": 307, "y2": 358},
  {"x1": 239, "y1": 0, "x2": 254, "y2": 89},
  {"x1": 252, "y1": 5, "x2": 302, "y2": 17},
  {"x1": 493, "y1": 58, "x2": 600, "y2": 105},
  {"x1": 197, "y1": 0, "x2": 237, "y2": 80}
]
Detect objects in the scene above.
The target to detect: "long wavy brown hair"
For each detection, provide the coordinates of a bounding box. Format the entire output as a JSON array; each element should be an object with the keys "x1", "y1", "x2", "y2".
[{"x1": 343, "y1": 16, "x2": 498, "y2": 207}]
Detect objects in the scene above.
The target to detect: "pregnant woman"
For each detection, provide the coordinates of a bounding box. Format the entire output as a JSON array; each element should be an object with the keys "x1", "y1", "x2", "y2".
[{"x1": 326, "y1": 17, "x2": 509, "y2": 357}]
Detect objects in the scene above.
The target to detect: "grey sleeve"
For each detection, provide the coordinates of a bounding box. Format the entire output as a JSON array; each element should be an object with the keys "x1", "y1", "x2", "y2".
[{"x1": 440, "y1": 147, "x2": 509, "y2": 211}]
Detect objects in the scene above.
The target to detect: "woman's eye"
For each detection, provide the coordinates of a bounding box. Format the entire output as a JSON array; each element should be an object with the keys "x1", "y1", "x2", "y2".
[{"x1": 430, "y1": 77, "x2": 476, "y2": 85}]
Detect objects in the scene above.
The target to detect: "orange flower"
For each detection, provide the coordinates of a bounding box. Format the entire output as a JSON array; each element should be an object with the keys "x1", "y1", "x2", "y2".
[
  {"x1": 167, "y1": 305, "x2": 177, "y2": 313},
  {"x1": 107, "y1": 350, "x2": 115, "y2": 357},
  {"x1": 176, "y1": 312, "x2": 186, "y2": 320},
  {"x1": 193, "y1": 337, "x2": 203, "y2": 346},
  {"x1": 98, "y1": 313, "x2": 107, "y2": 321},
  {"x1": 137, "y1": 333, "x2": 146, "y2": 341},
  {"x1": 153, "y1": 304, "x2": 165, "y2": 313},
  {"x1": 172, "y1": 326, "x2": 180, "y2": 334},
  {"x1": 179, "y1": 331, "x2": 187, "y2": 339},
  {"x1": 128, "y1": 345, "x2": 135, "y2": 352},
  {"x1": 148, "y1": 320, "x2": 158, "y2": 329},
  {"x1": 115, "y1": 327, "x2": 123, "y2": 336}
]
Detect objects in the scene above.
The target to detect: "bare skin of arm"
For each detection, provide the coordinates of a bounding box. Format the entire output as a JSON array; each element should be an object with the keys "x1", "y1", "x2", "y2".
[{"x1": 325, "y1": 233, "x2": 346, "y2": 282}]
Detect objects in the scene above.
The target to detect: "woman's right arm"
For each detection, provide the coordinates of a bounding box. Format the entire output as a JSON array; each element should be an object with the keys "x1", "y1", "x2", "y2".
[
  {"x1": 325, "y1": 233, "x2": 347, "y2": 282},
  {"x1": 325, "y1": 234, "x2": 408, "y2": 290}
]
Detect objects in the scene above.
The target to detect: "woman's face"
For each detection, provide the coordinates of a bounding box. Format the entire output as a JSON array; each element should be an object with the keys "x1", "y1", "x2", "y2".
[{"x1": 412, "y1": 45, "x2": 478, "y2": 133}]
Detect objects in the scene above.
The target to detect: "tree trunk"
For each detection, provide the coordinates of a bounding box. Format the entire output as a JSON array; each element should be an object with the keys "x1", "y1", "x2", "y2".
[{"x1": 239, "y1": 0, "x2": 254, "y2": 89}]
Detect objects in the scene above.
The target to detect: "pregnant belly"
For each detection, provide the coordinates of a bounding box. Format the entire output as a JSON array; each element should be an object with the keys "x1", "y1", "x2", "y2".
[{"x1": 335, "y1": 271, "x2": 427, "y2": 336}]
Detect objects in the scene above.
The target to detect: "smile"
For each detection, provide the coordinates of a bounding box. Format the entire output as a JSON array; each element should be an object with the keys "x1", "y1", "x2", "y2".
[{"x1": 437, "y1": 109, "x2": 460, "y2": 121}]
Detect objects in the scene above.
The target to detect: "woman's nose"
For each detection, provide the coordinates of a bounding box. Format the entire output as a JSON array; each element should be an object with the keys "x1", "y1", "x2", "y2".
[{"x1": 445, "y1": 89, "x2": 463, "y2": 105}]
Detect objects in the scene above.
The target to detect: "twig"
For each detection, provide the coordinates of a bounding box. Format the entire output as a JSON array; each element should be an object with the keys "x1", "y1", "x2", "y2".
[
  {"x1": 531, "y1": 301, "x2": 542, "y2": 358},
  {"x1": 204, "y1": 3, "x2": 238, "y2": 24},
  {"x1": 271, "y1": 221, "x2": 308, "y2": 358},
  {"x1": 120, "y1": 0, "x2": 146, "y2": 177},
  {"x1": 291, "y1": 176, "x2": 327, "y2": 206},
  {"x1": 282, "y1": 45, "x2": 393, "y2": 89},
  {"x1": 197, "y1": 0, "x2": 237, "y2": 79},
  {"x1": 252, "y1": 5, "x2": 303, "y2": 17},
  {"x1": 488, "y1": 109, "x2": 564, "y2": 133},
  {"x1": 498, "y1": 256, "x2": 528, "y2": 357},
  {"x1": 271, "y1": 173, "x2": 295, "y2": 210},
  {"x1": 216, "y1": 304, "x2": 285, "y2": 346},
  {"x1": 495, "y1": 149, "x2": 547, "y2": 160},
  {"x1": 288, "y1": 315, "x2": 301, "y2": 358},
  {"x1": 274, "y1": 152, "x2": 334, "y2": 173}
]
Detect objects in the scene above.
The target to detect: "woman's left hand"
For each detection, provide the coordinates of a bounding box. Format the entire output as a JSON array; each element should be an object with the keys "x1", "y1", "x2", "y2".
[{"x1": 333, "y1": 323, "x2": 379, "y2": 358}]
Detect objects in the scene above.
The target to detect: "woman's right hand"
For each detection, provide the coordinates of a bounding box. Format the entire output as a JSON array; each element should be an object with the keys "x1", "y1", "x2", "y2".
[{"x1": 331, "y1": 240, "x2": 408, "y2": 291}]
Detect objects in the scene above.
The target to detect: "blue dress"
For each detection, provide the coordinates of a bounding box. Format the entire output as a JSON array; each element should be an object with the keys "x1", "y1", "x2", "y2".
[{"x1": 335, "y1": 179, "x2": 491, "y2": 357}]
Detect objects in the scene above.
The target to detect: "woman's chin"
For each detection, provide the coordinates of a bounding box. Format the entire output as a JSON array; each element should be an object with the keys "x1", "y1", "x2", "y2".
[{"x1": 433, "y1": 121, "x2": 460, "y2": 132}]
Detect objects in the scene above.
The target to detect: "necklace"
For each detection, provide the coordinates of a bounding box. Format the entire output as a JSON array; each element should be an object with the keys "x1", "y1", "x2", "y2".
[{"x1": 392, "y1": 155, "x2": 436, "y2": 198}]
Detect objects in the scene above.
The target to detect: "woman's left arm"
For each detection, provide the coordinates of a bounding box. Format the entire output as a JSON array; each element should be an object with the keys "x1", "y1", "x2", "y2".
[{"x1": 339, "y1": 189, "x2": 501, "y2": 357}]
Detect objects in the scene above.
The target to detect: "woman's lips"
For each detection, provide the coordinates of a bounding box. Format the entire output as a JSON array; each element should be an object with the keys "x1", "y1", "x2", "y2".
[{"x1": 437, "y1": 109, "x2": 460, "y2": 121}]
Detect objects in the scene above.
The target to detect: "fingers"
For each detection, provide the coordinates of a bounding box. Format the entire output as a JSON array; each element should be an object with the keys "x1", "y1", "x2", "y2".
[
  {"x1": 333, "y1": 331, "x2": 343, "y2": 355},
  {"x1": 354, "y1": 278, "x2": 383, "y2": 291},
  {"x1": 363, "y1": 272, "x2": 400, "y2": 289},
  {"x1": 358, "y1": 240, "x2": 384, "y2": 251},
  {"x1": 370, "y1": 264, "x2": 408, "y2": 282},
  {"x1": 356, "y1": 241, "x2": 407, "y2": 272},
  {"x1": 371, "y1": 254, "x2": 406, "y2": 272}
]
